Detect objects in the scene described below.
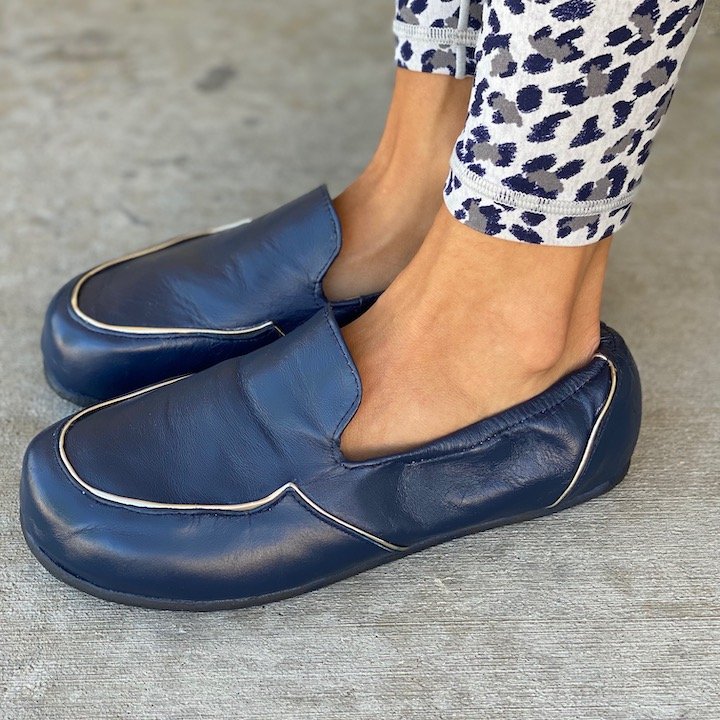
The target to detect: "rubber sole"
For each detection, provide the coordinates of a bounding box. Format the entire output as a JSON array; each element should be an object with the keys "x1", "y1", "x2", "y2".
[
  {"x1": 43, "y1": 363, "x2": 102, "y2": 407},
  {"x1": 21, "y1": 461, "x2": 631, "y2": 611}
]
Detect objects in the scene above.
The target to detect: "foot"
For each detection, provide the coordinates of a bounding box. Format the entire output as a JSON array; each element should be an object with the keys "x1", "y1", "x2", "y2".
[
  {"x1": 341, "y1": 208, "x2": 612, "y2": 460},
  {"x1": 323, "y1": 69, "x2": 472, "y2": 300},
  {"x1": 22, "y1": 296, "x2": 640, "y2": 609}
]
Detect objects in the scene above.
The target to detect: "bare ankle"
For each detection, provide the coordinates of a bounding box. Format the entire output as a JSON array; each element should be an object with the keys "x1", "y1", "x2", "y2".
[
  {"x1": 322, "y1": 71, "x2": 473, "y2": 301},
  {"x1": 382, "y1": 210, "x2": 610, "y2": 378}
]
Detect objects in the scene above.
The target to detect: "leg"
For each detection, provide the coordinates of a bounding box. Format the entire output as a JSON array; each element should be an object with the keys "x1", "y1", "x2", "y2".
[
  {"x1": 342, "y1": 0, "x2": 704, "y2": 459},
  {"x1": 323, "y1": 70, "x2": 472, "y2": 299},
  {"x1": 323, "y1": 0, "x2": 483, "y2": 299}
]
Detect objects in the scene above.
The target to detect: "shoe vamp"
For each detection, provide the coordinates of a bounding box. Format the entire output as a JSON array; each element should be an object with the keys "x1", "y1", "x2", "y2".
[
  {"x1": 77, "y1": 226, "x2": 312, "y2": 331},
  {"x1": 62, "y1": 356, "x2": 334, "y2": 506}
]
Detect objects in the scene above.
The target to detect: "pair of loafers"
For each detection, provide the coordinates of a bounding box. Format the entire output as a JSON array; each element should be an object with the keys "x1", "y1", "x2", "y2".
[{"x1": 21, "y1": 186, "x2": 642, "y2": 610}]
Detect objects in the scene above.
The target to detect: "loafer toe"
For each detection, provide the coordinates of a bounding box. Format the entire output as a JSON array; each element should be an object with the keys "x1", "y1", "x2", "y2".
[
  {"x1": 41, "y1": 275, "x2": 280, "y2": 405},
  {"x1": 21, "y1": 414, "x2": 389, "y2": 610},
  {"x1": 41, "y1": 186, "x2": 377, "y2": 404}
]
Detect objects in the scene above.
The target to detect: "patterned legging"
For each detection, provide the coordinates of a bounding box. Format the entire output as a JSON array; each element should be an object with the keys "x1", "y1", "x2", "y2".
[{"x1": 394, "y1": 0, "x2": 704, "y2": 245}]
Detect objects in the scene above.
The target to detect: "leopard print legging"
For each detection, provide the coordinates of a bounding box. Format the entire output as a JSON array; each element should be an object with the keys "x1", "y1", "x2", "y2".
[{"x1": 394, "y1": 0, "x2": 704, "y2": 245}]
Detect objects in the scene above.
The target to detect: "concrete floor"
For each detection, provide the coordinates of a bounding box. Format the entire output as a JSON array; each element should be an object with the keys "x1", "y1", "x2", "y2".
[{"x1": 1, "y1": 2, "x2": 718, "y2": 718}]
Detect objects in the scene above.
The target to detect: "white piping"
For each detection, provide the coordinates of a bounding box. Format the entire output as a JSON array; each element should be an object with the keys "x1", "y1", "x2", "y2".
[
  {"x1": 57, "y1": 378, "x2": 406, "y2": 553},
  {"x1": 547, "y1": 354, "x2": 617, "y2": 508},
  {"x1": 70, "y1": 218, "x2": 282, "y2": 337},
  {"x1": 57, "y1": 356, "x2": 617, "y2": 551}
]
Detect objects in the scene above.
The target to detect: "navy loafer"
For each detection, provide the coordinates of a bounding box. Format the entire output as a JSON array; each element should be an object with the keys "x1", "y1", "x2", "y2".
[
  {"x1": 42, "y1": 186, "x2": 377, "y2": 405},
  {"x1": 21, "y1": 310, "x2": 641, "y2": 610}
]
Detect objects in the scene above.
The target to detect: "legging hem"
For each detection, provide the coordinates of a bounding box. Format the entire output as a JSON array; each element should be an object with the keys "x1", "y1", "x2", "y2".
[
  {"x1": 444, "y1": 168, "x2": 633, "y2": 247},
  {"x1": 393, "y1": 20, "x2": 477, "y2": 78}
]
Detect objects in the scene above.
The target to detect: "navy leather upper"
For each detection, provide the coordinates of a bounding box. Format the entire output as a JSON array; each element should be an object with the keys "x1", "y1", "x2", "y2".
[
  {"x1": 21, "y1": 309, "x2": 642, "y2": 608},
  {"x1": 80, "y1": 186, "x2": 340, "y2": 331},
  {"x1": 41, "y1": 186, "x2": 376, "y2": 404}
]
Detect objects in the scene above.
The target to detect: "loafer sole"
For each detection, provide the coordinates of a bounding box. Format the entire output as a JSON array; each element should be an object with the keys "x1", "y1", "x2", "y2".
[
  {"x1": 44, "y1": 362, "x2": 102, "y2": 407},
  {"x1": 21, "y1": 460, "x2": 630, "y2": 611}
]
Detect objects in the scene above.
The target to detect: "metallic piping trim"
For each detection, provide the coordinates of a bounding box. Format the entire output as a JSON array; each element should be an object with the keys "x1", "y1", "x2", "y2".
[
  {"x1": 70, "y1": 218, "x2": 281, "y2": 337},
  {"x1": 547, "y1": 353, "x2": 618, "y2": 509},
  {"x1": 57, "y1": 355, "x2": 617, "y2": 552},
  {"x1": 57, "y1": 380, "x2": 406, "y2": 553}
]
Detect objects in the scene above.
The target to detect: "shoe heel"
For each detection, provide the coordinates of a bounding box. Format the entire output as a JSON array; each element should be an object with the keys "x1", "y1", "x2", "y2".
[{"x1": 554, "y1": 330, "x2": 642, "y2": 509}]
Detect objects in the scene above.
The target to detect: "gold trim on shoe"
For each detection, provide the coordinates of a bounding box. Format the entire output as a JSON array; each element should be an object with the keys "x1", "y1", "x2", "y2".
[
  {"x1": 57, "y1": 377, "x2": 406, "y2": 553},
  {"x1": 56, "y1": 355, "x2": 618, "y2": 553},
  {"x1": 69, "y1": 218, "x2": 283, "y2": 337},
  {"x1": 547, "y1": 353, "x2": 618, "y2": 508}
]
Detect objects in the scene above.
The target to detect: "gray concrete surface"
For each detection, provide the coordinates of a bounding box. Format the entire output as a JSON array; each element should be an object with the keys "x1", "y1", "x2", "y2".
[{"x1": 1, "y1": 2, "x2": 718, "y2": 718}]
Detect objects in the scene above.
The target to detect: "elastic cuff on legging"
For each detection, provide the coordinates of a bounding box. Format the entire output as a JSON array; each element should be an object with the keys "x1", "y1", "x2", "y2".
[
  {"x1": 393, "y1": 21, "x2": 478, "y2": 79},
  {"x1": 444, "y1": 158, "x2": 636, "y2": 246}
]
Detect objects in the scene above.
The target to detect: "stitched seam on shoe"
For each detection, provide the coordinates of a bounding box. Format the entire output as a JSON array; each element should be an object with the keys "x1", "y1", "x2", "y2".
[
  {"x1": 338, "y1": 357, "x2": 608, "y2": 470},
  {"x1": 52, "y1": 421, "x2": 276, "y2": 518},
  {"x1": 56, "y1": 437, "x2": 333, "y2": 521},
  {"x1": 565, "y1": 397, "x2": 610, "y2": 490},
  {"x1": 53, "y1": 436, "x2": 398, "y2": 550},
  {"x1": 569, "y1": 336, "x2": 624, "y2": 481},
  {"x1": 323, "y1": 309, "x2": 362, "y2": 450},
  {"x1": 315, "y1": 188, "x2": 341, "y2": 305},
  {"x1": 293, "y1": 496, "x2": 397, "y2": 551},
  {"x1": 69, "y1": 219, "x2": 280, "y2": 337},
  {"x1": 68, "y1": 307, "x2": 278, "y2": 340},
  {"x1": 45, "y1": 456, "x2": 396, "y2": 563},
  {"x1": 409, "y1": 362, "x2": 611, "y2": 470}
]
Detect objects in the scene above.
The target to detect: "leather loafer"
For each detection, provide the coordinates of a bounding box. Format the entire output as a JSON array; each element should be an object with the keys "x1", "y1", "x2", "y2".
[
  {"x1": 21, "y1": 309, "x2": 642, "y2": 610},
  {"x1": 42, "y1": 186, "x2": 377, "y2": 405}
]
